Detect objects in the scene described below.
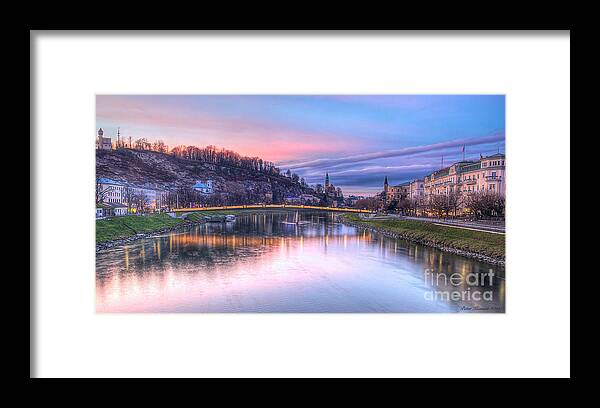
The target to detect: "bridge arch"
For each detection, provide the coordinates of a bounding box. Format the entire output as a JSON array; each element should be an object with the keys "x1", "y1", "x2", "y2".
[{"x1": 171, "y1": 204, "x2": 373, "y2": 213}]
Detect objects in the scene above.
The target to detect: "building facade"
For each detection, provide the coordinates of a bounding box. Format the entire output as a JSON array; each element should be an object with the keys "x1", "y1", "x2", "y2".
[
  {"x1": 409, "y1": 179, "x2": 425, "y2": 199},
  {"x1": 387, "y1": 182, "x2": 410, "y2": 201},
  {"x1": 96, "y1": 128, "x2": 112, "y2": 150},
  {"x1": 382, "y1": 153, "x2": 506, "y2": 211},
  {"x1": 96, "y1": 177, "x2": 168, "y2": 212},
  {"x1": 384, "y1": 176, "x2": 410, "y2": 202},
  {"x1": 192, "y1": 180, "x2": 214, "y2": 194},
  {"x1": 323, "y1": 172, "x2": 343, "y2": 199},
  {"x1": 423, "y1": 153, "x2": 505, "y2": 197}
]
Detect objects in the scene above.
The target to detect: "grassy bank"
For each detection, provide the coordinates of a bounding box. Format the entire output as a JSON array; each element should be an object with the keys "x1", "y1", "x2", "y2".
[
  {"x1": 341, "y1": 214, "x2": 505, "y2": 259},
  {"x1": 96, "y1": 213, "x2": 184, "y2": 243},
  {"x1": 97, "y1": 209, "x2": 292, "y2": 243}
]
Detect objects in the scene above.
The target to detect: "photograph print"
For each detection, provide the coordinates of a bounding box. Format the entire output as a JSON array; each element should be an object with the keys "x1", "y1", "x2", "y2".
[{"x1": 95, "y1": 95, "x2": 506, "y2": 313}]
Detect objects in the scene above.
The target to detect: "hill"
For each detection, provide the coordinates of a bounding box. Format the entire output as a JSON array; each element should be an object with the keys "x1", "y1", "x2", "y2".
[{"x1": 96, "y1": 148, "x2": 317, "y2": 204}]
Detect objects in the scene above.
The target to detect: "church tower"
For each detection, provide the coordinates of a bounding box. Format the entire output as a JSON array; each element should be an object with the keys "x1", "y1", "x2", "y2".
[
  {"x1": 383, "y1": 176, "x2": 389, "y2": 205},
  {"x1": 96, "y1": 128, "x2": 104, "y2": 149}
]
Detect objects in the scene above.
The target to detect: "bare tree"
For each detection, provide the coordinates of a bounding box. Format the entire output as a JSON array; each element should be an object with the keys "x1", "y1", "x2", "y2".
[
  {"x1": 152, "y1": 140, "x2": 167, "y2": 153},
  {"x1": 354, "y1": 196, "x2": 381, "y2": 211},
  {"x1": 447, "y1": 190, "x2": 463, "y2": 217},
  {"x1": 492, "y1": 194, "x2": 506, "y2": 217},
  {"x1": 386, "y1": 199, "x2": 399, "y2": 213},
  {"x1": 464, "y1": 192, "x2": 505, "y2": 219},
  {"x1": 134, "y1": 138, "x2": 151, "y2": 150},
  {"x1": 170, "y1": 144, "x2": 280, "y2": 175},
  {"x1": 135, "y1": 192, "x2": 150, "y2": 214},
  {"x1": 428, "y1": 194, "x2": 450, "y2": 218},
  {"x1": 95, "y1": 181, "x2": 110, "y2": 205},
  {"x1": 122, "y1": 186, "x2": 137, "y2": 214},
  {"x1": 406, "y1": 197, "x2": 421, "y2": 216},
  {"x1": 397, "y1": 197, "x2": 412, "y2": 215}
]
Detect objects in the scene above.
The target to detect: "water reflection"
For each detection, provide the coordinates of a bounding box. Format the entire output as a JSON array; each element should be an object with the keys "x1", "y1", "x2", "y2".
[{"x1": 96, "y1": 211, "x2": 505, "y2": 313}]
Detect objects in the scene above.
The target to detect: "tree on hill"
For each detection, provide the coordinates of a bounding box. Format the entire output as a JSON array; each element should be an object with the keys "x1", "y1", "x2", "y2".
[{"x1": 170, "y1": 144, "x2": 280, "y2": 176}]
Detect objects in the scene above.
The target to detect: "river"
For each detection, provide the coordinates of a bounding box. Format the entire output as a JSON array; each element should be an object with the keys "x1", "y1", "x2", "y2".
[{"x1": 96, "y1": 211, "x2": 505, "y2": 312}]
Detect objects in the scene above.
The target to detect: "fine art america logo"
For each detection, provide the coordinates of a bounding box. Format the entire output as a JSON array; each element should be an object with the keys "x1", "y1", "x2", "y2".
[{"x1": 424, "y1": 269, "x2": 496, "y2": 302}]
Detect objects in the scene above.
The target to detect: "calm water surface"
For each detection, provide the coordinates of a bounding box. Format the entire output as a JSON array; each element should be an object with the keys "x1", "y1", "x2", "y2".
[{"x1": 96, "y1": 211, "x2": 505, "y2": 312}]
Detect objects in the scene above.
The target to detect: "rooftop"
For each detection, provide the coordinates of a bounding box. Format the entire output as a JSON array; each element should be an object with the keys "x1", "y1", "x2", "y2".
[
  {"x1": 459, "y1": 162, "x2": 482, "y2": 172},
  {"x1": 432, "y1": 168, "x2": 450, "y2": 178},
  {"x1": 97, "y1": 177, "x2": 165, "y2": 192},
  {"x1": 484, "y1": 153, "x2": 505, "y2": 159},
  {"x1": 193, "y1": 181, "x2": 210, "y2": 189},
  {"x1": 97, "y1": 177, "x2": 123, "y2": 185}
]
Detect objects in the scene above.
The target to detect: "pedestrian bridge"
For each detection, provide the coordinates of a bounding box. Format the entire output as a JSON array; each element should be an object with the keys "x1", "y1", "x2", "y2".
[{"x1": 172, "y1": 204, "x2": 373, "y2": 213}]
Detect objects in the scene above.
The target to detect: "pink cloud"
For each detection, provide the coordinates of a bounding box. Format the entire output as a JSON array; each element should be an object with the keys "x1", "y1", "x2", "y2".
[{"x1": 96, "y1": 96, "x2": 363, "y2": 161}]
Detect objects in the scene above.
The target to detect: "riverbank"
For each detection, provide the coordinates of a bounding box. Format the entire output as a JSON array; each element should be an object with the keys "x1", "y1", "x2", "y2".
[
  {"x1": 96, "y1": 209, "x2": 305, "y2": 252},
  {"x1": 340, "y1": 214, "x2": 505, "y2": 266},
  {"x1": 96, "y1": 213, "x2": 186, "y2": 251}
]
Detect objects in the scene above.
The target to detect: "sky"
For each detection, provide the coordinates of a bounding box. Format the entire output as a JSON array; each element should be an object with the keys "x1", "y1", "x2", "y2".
[{"x1": 97, "y1": 95, "x2": 505, "y2": 196}]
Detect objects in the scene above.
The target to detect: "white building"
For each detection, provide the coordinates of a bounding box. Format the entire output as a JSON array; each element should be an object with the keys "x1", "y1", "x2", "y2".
[
  {"x1": 111, "y1": 203, "x2": 128, "y2": 216},
  {"x1": 192, "y1": 180, "x2": 214, "y2": 194},
  {"x1": 423, "y1": 153, "x2": 506, "y2": 196},
  {"x1": 97, "y1": 178, "x2": 125, "y2": 204},
  {"x1": 409, "y1": 179, "x2": 425, "y2": 199},
  {"x1": 96, "y1": 178, "x2": 168, "y2": 212},
  {"x1": 96, "y1": 128, "x2": 112, "y2": 150}
]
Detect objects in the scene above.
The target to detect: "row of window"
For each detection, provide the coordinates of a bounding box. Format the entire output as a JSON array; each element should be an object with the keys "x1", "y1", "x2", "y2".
[
  {"x1": 482, "y1": 160, "x2": 505, "y2": 168},
  {"x1": 462, "y1": 184, "x2": 496, "y2": 193},
  {"x1": 430, "y1": 170, "x2": 503, "y2": 186},
  {"x1": 102, "y1": 185, "x2": 163, "y2": 198}
]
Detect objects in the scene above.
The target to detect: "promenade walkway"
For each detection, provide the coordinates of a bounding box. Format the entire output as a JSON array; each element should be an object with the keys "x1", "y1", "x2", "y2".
[{"x1": 361, "y1": 214, "x2": 505, "y2": 234}]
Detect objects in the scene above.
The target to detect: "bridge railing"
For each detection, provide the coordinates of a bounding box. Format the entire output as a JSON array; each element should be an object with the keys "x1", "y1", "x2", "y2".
[{"x1": 171, "y1": 204, "x2": 373, "y2": 213}]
